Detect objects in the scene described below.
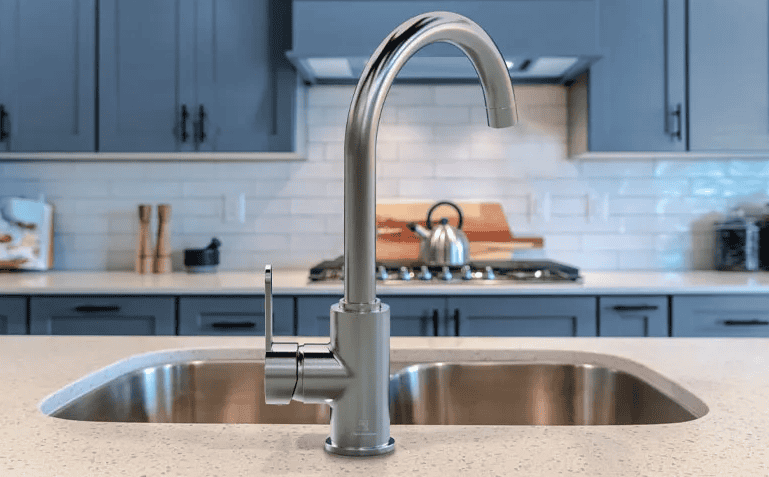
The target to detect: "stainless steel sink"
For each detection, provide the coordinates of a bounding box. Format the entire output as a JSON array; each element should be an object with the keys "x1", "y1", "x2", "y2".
[
  {"x1": 389, "y1": 362, "x2": 705, "y2": 425},
  {"x1": 45, "y1": 357, "x2": 707, "y2": 425}
]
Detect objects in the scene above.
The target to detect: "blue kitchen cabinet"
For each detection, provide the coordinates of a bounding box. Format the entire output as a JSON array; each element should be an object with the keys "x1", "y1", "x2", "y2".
[
  {"x1": 98, "y1": 0, "x2": 194, "y2": 152},
  {"x1": 179, "y1": 296, "x2": 294, "y2": 336},
  {"x1": 0, "y1": 0, "x2": 95, "y2": 152},
  {"x1": 296, "y1": 296, "x2": 446, "y2": 337},
  {"x1": 30, "y1": 296, "x2": 175, "y2": 335},
  {"x1": 688, "y1": 0, "x2": 769, "y2": 151},
  {"x1": 449, "y1": 296, "x2": 597, "y2": 337},
  {"x1": 588, "y1": 0, "x2": 686, "y2": 151},
  {"x1": 598, "y1": 296, "x2": 668, "y2": 337},
  {"x1": 0, "y1": 297, "x2": 27, "y2": 334},
  {"x1": 99, "y1": 0, "x2": 294, "y2": 153},
  {"x1": 194, "y1": 0, "x2": 295, "y2": 152},
  {"x1": 672, "y1": 295, "x2": 769, "y2": 337}
]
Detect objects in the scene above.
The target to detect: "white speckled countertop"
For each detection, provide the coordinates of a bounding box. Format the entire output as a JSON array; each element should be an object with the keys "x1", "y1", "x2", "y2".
[
  {"x1": 1, "y1": 336, "x2": 768, "y2": 476},
  {"x1": 3, "y1": 270, "x2": 769, "y2": 295}
]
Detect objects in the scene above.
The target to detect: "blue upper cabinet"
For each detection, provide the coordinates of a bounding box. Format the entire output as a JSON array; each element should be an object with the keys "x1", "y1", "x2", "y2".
[
  {"x1": 588, "y1": 0, "x2": 686, "y2": 152},
  {"x1": 688, "y1": 1, "x2": 769, "y2": 151},
  {"x1": 99, "y1": 0, "x2": 294, "y2": 152},
  {"x1": 194, "y1": 0, "x2": 295, "y2": 152},
  {"x1": 98, "y1": 0, "x2": 194, "y2": 152},
  {"x1": 0, "y1": 0, "x2": 95, "y2": 152}
]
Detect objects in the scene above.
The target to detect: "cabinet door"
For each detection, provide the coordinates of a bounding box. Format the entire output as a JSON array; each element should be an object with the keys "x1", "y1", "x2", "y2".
[
  {"x1": 30, "y1": 296, "x2": 175, "y2": 335},
  {"x1": 598, "y1": 296, "x2": 668, "y2": 337},
  {"x1": 98, "y1": 0, "x2": 194, "y2": 152},
  {"x1": 689, "y1": 1, "x2": 769, "y2": 150},
  {"x1": 179, "y1": 296, "x2": 294, "y2": 336},
  {"x1": 449, "y1": 296, "x2": 597, "y2": 337},
  {"x1": 194, "y1": 0, "x2": 295, "y2": 152},
  {"x1": 0, "y1": 0, "x2": 95, "y2": 152},
  {"x1": 296, "y1": 296, "x2": 445, "y2": 337},
  {"x1": 589, "y1": 0, "x2": 686, "y2": 151},
  {"x1": 0, "y1": 297, "x2": 27, "y2": 334},
  {"x1": 672, "y1": 295, "x2": 769, "y2": 337}
]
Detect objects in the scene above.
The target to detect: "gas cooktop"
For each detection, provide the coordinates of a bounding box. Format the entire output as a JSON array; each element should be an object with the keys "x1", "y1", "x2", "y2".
[{"x1": 309, "y1": 256, "x2": 580, "y2": 283}]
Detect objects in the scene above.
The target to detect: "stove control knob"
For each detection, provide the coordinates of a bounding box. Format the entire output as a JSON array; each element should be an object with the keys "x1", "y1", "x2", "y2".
[
  {"x1": 399, "y1": 266, "x2": 412, "y2": 281},
  {"x1": 461, "y1": 265, "x2": 473, "y2": 280},
  {"x1": 376, "y1": 265, "x2": 389, "y2": 281},
  {"x1": 418, "y1": 265, "x2": 432, "y2": 281},
  {"x1": 440, "y1": 266, "x2": 453, "y2": 281},
  {"x1": 483, "y1": 266, "x2": 496, "y2": 280}
]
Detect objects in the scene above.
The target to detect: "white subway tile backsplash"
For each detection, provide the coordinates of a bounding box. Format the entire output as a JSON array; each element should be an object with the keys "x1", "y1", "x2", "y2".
[
  {"x1": 396, "y1": 106, "x2": 470, "y2": 124},
  {"x1": 728, "y1": 160, "x2": 769, "y2": 177},
  {"x1": 583, "y1": 234, "x2": 655, "y2": 251},
  {"x1": 112, "y1": 181, "x2": 183, "y2": 198},
  {"x1": 654, "y1": 160, "x2": 726, "y2": 178},
  {"x1": 13, "y1": 84, "x2": 769, "y2": 271},
  {"x1": 581, "y1": 161, "x2": 656, "y2": 178}
]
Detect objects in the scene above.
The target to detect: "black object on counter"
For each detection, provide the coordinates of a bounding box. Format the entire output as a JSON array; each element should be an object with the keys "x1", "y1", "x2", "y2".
[{"x1": 184, "y1": 238, "x2": 221, "y2": 273}]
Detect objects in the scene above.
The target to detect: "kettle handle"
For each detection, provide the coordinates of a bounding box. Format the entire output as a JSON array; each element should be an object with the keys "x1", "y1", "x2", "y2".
[{"x1": 426, "y1": 201, "x2": 464, "y2": 230}]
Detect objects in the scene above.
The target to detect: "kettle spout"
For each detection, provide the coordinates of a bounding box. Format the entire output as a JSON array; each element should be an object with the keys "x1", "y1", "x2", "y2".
[{"x1": 407, "y1": 222, "x2": 431, "y2": 240}]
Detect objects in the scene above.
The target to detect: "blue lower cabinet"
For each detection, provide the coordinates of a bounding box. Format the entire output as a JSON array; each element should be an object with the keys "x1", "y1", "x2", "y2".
[
  {"x1": 672, "y1": 295, "x2": 769, "y2": 337},
  {"x1": 296, "y1": 296, "x2": 445, "y2": 337},
  {"x1": 0, "y1": 297, "x2": 27, "y2": 334},
  {"x1": 598, "y1": 296, "x2": 669, "y2": 337},
  {"x1": 178, "y1": 296, "x2": 294, "y2": 336},
  {"x1": 30, "y1": 296, "x2": 174, "y2": 335},
  {"x1": 449, "y1": 296, "x2": 597, "y2": 337}
]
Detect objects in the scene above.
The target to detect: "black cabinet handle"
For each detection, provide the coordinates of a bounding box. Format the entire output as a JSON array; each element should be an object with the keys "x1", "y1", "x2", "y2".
[
  {"x1": 210, "y1": 321, "x2": 256, "y2": 329},
  {"x1": 669, "y1": 103, "x2": 682, "y2": 141},
  {"x1": 74, "y1": 305, "x2": 121, "y2": 313},
  {"x1": 180, "y1": 104, "x2": 190, "y2": 142},
  {"x1": 722, "y1": 319, "x2": 769, "y2": 326},
  {"x1": 432, "y1": 309, "x2": 439, "y2": 337},
  {"x1": 0, "y1": 104, "x2": 9, "y2": 141},
  {"x1": 613, "y1": 305, "x2": 659, "y2": 312},
  {"x1": 453, "y1": 309, "x2": 460, "y2": 336},
  {"x1": 196, "y1": 105, "x2": 206, "y2": 143}
]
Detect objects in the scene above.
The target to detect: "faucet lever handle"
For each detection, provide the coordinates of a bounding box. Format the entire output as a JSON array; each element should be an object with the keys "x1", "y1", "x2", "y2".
[{"x1": 265, "y1": 264, "x2": 274, "y2": 351}]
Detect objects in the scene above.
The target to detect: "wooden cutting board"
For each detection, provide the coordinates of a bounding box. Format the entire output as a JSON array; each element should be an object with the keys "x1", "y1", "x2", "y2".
[{"x1": 376, "y1": 201, "x2": 543, "y2": 262}]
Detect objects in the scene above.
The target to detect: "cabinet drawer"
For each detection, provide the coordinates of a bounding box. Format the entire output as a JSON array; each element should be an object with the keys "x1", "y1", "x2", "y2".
[
  {"x1": 30, "y1": 296, "x2": 174, "y2": 335},
  {"x1": 599, "y1": 296, "x2": 668, "y2": 337},
  {"x1": 0, "y1": 297, "x2": 27, "y2": 334},
  {"x1": 179, "y1": 296, "x2": 294, "y2": 336},
  {"x1": 449, "y1": 297, "x2": 597, "y2": 337},
  {"x1": 296, "y1": 296, "x2": 445, "y2": 337},
  {"x1": 672, "y1": 295, "x2": 769, "y2": 337}
]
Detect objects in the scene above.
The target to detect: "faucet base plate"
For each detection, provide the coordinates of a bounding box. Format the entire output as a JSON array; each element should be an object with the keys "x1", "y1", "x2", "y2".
[{"x1": 324, "y1": 437, "x2": 395, "y2": 457}]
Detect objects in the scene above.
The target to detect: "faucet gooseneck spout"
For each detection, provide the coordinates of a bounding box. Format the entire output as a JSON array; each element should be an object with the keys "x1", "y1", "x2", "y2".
[
  {"x1": 263, "y1": 11, "x2": 517, "y2": 457},
  {"x1": 344, "y1": 11, "x2": 517, "y2": 306}
]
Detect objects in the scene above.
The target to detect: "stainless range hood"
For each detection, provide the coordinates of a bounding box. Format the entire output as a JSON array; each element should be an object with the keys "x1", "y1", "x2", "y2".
[{"x1": 287, "y1": 1, "x2": 602, "y2": 84}]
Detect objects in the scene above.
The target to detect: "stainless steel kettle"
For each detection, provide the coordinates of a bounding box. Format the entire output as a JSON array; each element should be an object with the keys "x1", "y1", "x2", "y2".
[{"x1": 407, "y1": 201, "x2": 470, "y2": 266}]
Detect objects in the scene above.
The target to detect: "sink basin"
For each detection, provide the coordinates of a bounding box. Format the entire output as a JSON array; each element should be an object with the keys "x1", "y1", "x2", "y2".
[
  {"x1": 389, "y1": 362, "x2": 705, "y2": 425},
  {"x1": 43, "y1": 351, "x2": 707, "y2": 425}
]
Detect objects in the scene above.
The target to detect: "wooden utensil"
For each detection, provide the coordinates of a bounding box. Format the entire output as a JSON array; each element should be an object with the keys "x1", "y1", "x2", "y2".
[
  {"x1": 154, "y1": 204, "x2": 172, "y2": 274},
  {"x1": 136, "y1": 205, "x2": 153, "y2": 274}
]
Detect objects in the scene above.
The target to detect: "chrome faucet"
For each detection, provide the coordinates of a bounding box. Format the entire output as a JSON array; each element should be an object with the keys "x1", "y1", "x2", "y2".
[{"x1": 263, "y1": 11, "x2": 517, "y2": 457}]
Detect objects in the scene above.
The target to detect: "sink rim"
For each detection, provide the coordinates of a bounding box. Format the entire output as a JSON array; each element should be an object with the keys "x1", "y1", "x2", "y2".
[{"x1": 39, "y1": 347, "x2": 709, "y2": 422}]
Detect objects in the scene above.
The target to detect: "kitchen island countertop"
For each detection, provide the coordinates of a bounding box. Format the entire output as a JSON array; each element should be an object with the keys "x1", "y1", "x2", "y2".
[
  {"x1": 4, "y1": 269, "x2": 769, "y2": 295},
  {"x1": 1, "y1": 336, "x2": 767, "y2": 476}
]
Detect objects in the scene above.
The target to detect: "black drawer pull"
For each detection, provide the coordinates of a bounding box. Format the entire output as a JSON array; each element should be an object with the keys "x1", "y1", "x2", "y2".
[
  {"x1": 432, "y1": 309, "x2": 439, "y2": 337},
  {"x1": 75, "y1": 305, "x2": 121, "y2": 313},
  {"x1": 210, "y1": 321, "x2": 256, "y2": 329},
  {"x1": 613, "y1": 305, "x2": 659, "y2": 312},
  {"x1": 722, "y1": 319, "x2": 769, "y2": 326},
  {"x1": 0, "y1": 104, "x2": 8, "y2": 141}
]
